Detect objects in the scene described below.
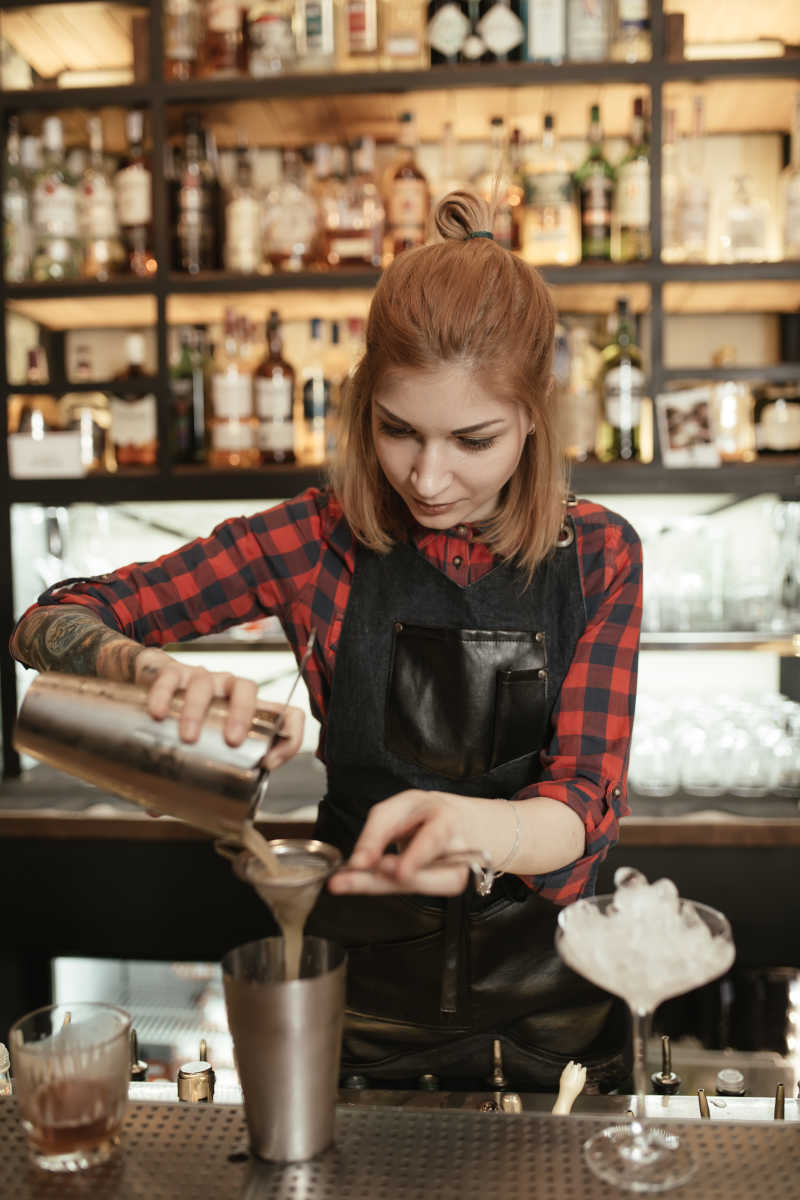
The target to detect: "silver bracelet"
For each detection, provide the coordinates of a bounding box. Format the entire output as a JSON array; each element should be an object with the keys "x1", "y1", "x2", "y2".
[{"x1": 474, "y1": 801, "x2": 521, "y2": 897}]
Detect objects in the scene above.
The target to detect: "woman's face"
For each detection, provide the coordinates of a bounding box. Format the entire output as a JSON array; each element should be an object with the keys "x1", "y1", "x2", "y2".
[{"x1": 371, "y1": 364, "x2": 531, "y2": 528}]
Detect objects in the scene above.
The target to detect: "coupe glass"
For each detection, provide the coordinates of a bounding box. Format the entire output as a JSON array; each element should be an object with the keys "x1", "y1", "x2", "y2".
[{"x1": 556, "y1": 888, "x2": 735, "y2": 1194}]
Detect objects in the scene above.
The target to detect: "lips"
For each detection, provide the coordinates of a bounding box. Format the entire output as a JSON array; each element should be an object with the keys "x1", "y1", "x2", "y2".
[{"x1": 410, "y1": 498, "x2": 457, "y2": 514}]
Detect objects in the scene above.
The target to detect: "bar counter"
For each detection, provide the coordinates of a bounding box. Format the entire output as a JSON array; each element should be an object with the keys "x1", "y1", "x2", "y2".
[
  {"x1": 2, "y1": 1092, "x2": 799, "y2": 1199},
  {"x1": 2, "y1": 757, "x2": 799, "y2": 1040}
]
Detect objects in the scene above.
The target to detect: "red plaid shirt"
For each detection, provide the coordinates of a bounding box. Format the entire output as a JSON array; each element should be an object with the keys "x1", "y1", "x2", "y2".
[{"x1": 21, "y1": 488, "x2": 642, "y2": 904}]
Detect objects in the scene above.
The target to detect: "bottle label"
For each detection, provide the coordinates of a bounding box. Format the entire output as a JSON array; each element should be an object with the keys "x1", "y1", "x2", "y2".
[
  {"x1": 617, "y1": 0, "x2": 648, "y2": 27},
  {"x1": 347, "y1": 0, "x2": 378, "y2": 52},
  {"x1": 525, "y1": 169, "x2": 573, "y2": 208},
  {"x1": 115, "y1": 165, "x2": 152, "y2": 226},
  {"x1": 304, "y1": 1, "x2": 333, "y2": 52},
  {"x1": 110, "y1": 394, "x2": 157, "y2": 446},
  {"x1": 604, "y1": 362, "x2": 644, "y2": 428},
  {"x1": 784, "y1": 177, "x2": 800, "y2": 252},
  {"x1": 582, "y1": 174, "x2": 613, "y2": 226},
  {"x1": 225, "y1": 195, "x2": 262, "y2": 271},
  {"x1": 211, "y1": 419, "x2": 257, "y2": 451},
  {"x1": 257, "y1": 418, "x2": 295, "y2": 453},
  {"x1": 79, "y1": 178, "x2": 119, "y2": 239},
  {"x1": 254, "y1": 374, "x2": 293, "y2": 419},
  {"x1": 427, "y1": 4, "x2": 470, "y2": 56},
  {"x1": 212, "y1": 371, "x2": 253, "y2": 418},
  {"x1": 527, "y1": 0, "x2": 565, "y2": 60},
  {"x1": 567, "y1": 0, "x2": 608, "y2": 58},
  {"x1": 328, "y1": 234, "x2": 375, "y2": 261},
  {"x1": 388, "y1": 178, "x2": 427, "y2": 239},
  {"x1": 33, "y1": 179, "x2": 78, "y2": 236},
  {"x1": 477, "y1": 4, "x2": 524, "y2": 56},
  {"x1": 165, "y1": 7, "x2": 200, "y2": 59},
  {"x1": 206, "y1": 0, "x2": 241, "y2": 33},
  {"x1": 616, "y1": 159, "x2": 650, "y2": 227}
]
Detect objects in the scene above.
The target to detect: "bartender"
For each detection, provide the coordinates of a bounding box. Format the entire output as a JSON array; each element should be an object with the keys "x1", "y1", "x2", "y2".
[{"x1": 10, "y1": 189, "x2": 643, "y2": 1095}]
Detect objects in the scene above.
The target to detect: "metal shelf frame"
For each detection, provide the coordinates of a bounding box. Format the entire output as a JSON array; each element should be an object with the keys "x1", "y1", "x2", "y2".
[{"x1": 1, "y1": 0, "x2": 799, "y2": 775}]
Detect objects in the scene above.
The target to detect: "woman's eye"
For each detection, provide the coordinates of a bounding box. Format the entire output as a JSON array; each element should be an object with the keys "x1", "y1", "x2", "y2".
[
  {"x1": 379, "y1": 420, "x2": 412, "y2": 438},
  {"x1": 458, "y1": 436, "x2": 497, "y2": 452}
]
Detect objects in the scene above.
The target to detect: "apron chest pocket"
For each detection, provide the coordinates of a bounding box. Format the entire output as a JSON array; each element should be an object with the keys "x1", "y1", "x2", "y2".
[{"x1": 385, "y1": 623, "x2": 549, "y2": 780}]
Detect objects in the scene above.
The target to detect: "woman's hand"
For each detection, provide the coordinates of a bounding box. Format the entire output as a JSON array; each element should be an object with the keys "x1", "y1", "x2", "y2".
[
  {"x1": 328, "y1": 790, "x2": 496, "y2": 897},
  {"x1": 133, "y1": 649, "x2": 304, "y2": 770}
]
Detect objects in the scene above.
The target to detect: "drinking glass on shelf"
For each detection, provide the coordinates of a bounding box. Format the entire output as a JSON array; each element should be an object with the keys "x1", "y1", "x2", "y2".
[
  {"x1": 9, "y1": 1002, "x2": 131, "y2": 1173},
  {"x1": 556, "y1": 870, "x2": 735, "y2": 1194}
]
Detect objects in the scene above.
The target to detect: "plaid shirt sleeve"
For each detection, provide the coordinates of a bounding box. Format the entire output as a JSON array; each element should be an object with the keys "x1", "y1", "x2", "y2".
[{"x1": 513, "y1": 502, "x2": 643, "y2": 905}]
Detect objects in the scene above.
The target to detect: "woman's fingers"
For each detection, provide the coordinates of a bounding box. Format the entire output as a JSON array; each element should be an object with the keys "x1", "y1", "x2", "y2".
[
  {"x1": 223, "y1": 675, "x2": 259, "y2": 745},
  {"x1": 347, "y1": 790, "x2": 433, "y2": 870},
  {"x1": 329, "y1": 856, "x2": 469, "y2": 897},
  {"x1": 263, "y1": 704, "x2": 305, "y2": 769}
]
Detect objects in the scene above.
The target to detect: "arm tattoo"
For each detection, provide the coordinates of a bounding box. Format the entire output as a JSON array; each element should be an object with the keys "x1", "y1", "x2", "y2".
[{"x1": 11, "y1": 606, "x2": 146, "y2": 682}]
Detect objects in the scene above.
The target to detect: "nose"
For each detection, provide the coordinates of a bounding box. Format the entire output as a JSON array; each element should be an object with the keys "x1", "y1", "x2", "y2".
[{"x1": 410, "y1": 441, "x2": 452, "y2": 498}]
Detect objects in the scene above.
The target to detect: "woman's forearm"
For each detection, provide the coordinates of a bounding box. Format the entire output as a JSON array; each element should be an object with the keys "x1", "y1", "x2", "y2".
[{"x1": 10, "y1": 605, "x2": 148, "y2": 681}]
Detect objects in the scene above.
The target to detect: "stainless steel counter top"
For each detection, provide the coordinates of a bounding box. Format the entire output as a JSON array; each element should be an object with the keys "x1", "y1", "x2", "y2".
[{"x1": 2, "y1": 1095, "x2": 799, "y2": 1199}]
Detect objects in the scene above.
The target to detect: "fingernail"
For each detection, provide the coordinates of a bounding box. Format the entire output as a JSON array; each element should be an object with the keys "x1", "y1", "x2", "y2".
[
  {"x1": 226, "y1": 722, "x2": 246, "y2": 744},
  {"x1": 182, "y1": 721, "x2": 198, "y2": 741}
]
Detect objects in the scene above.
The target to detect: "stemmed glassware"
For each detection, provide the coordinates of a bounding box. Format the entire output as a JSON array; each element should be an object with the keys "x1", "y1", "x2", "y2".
[{"x1": 556, "y1": 869, "x2": 735, "y2": 1193}]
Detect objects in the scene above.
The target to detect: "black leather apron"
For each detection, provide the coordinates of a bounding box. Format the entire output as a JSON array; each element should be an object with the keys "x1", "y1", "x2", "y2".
[{"x1": 308, "y1": 526, "x2": 628, "y2": 1092}]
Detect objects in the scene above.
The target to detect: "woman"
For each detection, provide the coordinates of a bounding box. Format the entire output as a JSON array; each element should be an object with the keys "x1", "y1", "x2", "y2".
[{"x1": 11, "y1": 191, "x2": 642, "y2": 1093}]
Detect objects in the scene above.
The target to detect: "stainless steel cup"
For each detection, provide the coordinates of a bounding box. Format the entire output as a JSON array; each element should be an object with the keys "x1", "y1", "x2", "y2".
[
  {"x1": 222, "y1": 936, "x2": 345, "y2": 1162},
  {"x1": 13, "y1": 672, "x2": 280, "y2": 839}
]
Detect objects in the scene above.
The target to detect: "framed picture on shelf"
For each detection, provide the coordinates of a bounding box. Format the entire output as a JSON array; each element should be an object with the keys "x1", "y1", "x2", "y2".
[{"x1": 655, "y1": 387, "x2": 721, "y2": 468}]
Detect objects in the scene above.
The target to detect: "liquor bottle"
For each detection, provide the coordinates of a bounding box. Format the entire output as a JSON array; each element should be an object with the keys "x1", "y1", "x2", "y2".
[
  {"x1": 60, "y1": 343, "x2": 116, "y2": 473},
  {"x1": 263, "y1": 149, "x2": 319, "y2": 272},
  {"x1": 523, "y1": 0, "x2": 565, "y2": 63},
  {"x1": 574, "y1": 104, "x2": 615, "y2": 262},
  {"x1": 379, "y1": 0, "x2": 427, "y2": 69},
  {"x1": 521, "y1": 112, "x2": 579, "y2": 265},
  {"x1": 325, "y1": 138, "x2": 384, "y2": 268},
  {"x1": 254, "y1": 310, "x2": 296, "y2": 464},
  {"x1": 164, "y1": 0, "x2": 201, "y2": 79},
  {"x1": 115, "y1": 110, "x2": 157, "y2": 278},
  {"x1": 3, "y1": 114, "x2": 33, "y2": 281},
  {"x1": 8, "y1": 347, "x2": 59, "y2": 438},
  {"x1": 324, "y1": 318, "x2": 351, "y2": 458},
  {"x1": 211, "y1": 306, "x2": 254, "y2": 421},
  {"x1": 721, "y1": 175, "x2": 771, "y2": 264},
  {"x1": 566, "y1": 0, "x2": 609, "y2": 60},
  {"x1": 477, "y1": 0, "x2": 525, "y2": 62},
  {"x1": 386, "y1": 111, "x2": 429, "y2": 258},
  {"x1": 31, "y1": 116, "x2": 81, "y2": 282},
  {"x1": 311, "y1": 140, "x2": 338, "y2": 264},
  {"x1": 297, "y1": 0, "x2": 336, "y2": 71},
  {"x1": 110, "y1": 333, "x2": 158, "y2": 469},
  {"x1": 339, "y1": 0, "x2": 379, "y2": 70},
  {"x1": 474, "y1": 115, "x2": 514, "y2": 249},
  {"x1": 711, "y1": 347, "x2": 756, "y2": 463},
  {"x1": 431, "y1": 121, "x2": 465, "y2": 207},
  {"x1": 79, "y1": 116, "x2": 125, "y2": 281},
  {"x1": 561, "y1": 324, "x2": 601, "y2": 461},
  {"x1": 301, "y1": 318, "x2": 331, "y2": 464},
  {"x1": 460, "y1": 0, "x2": 486, "y2": 60},
  {"x1": 610, "y1": 0, "x2": 650, "y2": 62},
  {"x1": 782, "y1": 91, "x2": 800, "y2": 259},
  {"x1": 660, "y1": 107, "x2": 682, "y2": 263},
  {"x1": 224, "y1": 145, "x2": 262, "y2": 273},
  {"x1": 597, "y1": 298, "x2": 646, "y2": 462},
  {"x1": 247, "y1": 0, "x2": 297, "y2": 75},
  {"x1": 177, "y1": 114, "x2": 216, "y2": 274},
  {"x1": 427, "y1": 2, "x2": 470, "y2": 64},
  {"x1": 678, "y1": 95, "x2": 710, "y2": 263},
  {"x1": 197, "y1": 0, "x2": 247, "y2": 77},
  {"x1": 170, "y1": 325, "x2": 208, "y2": 463},
  {"x1": 612, "y1": 96, "x2": 650, "y2": 263}
]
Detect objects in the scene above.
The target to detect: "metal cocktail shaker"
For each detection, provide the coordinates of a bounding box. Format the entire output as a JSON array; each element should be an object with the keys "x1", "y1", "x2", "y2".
[{"x1": 13, "y1": 672, "x2": 281, "y2": 839}]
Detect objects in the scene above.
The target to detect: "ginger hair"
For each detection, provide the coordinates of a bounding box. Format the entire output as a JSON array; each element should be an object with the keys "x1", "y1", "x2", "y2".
[{"x1": 329, "y1": 189, "x2": 567, "y2": 578}]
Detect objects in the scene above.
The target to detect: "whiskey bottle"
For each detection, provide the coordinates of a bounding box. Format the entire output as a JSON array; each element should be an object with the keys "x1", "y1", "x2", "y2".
[
  {"x1": 339, "y1": 0, "x2": 380, "y2": 70},
  {"x1": 301, "y1": 317, "x2": 331, "y2": 464},
  {"x1": 574, "y1": 103, "x2": 614, "y2": 262},
  {"x1": 612, "y1": 96, "x2": 651, "y2": 263},
  {"x1": 3, "y1": 114, "x2": 32, "y2": 281},
  {"x1": 477, "y1": 0, "x2": 525, "y2": 62},
  {"x1": 323, "y1": 138, "x2": 384, "y2": 268},
  {"x1": 263, "y1": 149, "x2": 318, "y2": 272},
  {"x1": 224, "y1": 145, "x2": 262, "y2": 273},
  {"x1": 110, "y1": 334, "x2": 158, "y2": 469},
  {"x1": 115, "y1": 110, "x2": 157, "y2": 277},
  {"x1": 170, "y1": 325, "x2": 209, "y2": 464},
  {"x1": 79, "y1": 115, "x2": 125, "y2": 281},
  {"x1": 297, "y1": 0, "x2": 336, "y2": 71},
  {"x1": 379, "y1": 0, "x2": 427, "y2": 69},
  {"x1": 164, "y1": 0, "x2": 201, "y2": 78},
  {"x1": 60, "y1": 343, "x2": 116, "y2": 474},
  {"x1": 597, "y1": 298, "x2": 645, "y2": 462},
  {"x1": 177, "y1": 114, "x2": 216, "y2": 274},
  {"x1": 386, "y1": 111, "x2": 429, "y2": 258},
  {"x1": 32, "y1": 116, "x2": 81, "y2": 282},
  {"x1": 427, "y1": 2, "x2": 471, "y2": 64},
  {"x1": 197, "y1": 0, "x2": 247, "y2": 77},
  {"x1": 254, "y1": 310, "x2": 296, "y2": 464},
  {"x1": 247, "y1": 0, "x2": 297, "y2": 75},
  {"x1": 522, "y1": 113, "x2": 579, "y2": 265}
]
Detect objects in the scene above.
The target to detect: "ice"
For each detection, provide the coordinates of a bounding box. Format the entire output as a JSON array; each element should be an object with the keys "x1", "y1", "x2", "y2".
[{"x1": 558, "y1": 869, "x2": 734, "y2": 1014}]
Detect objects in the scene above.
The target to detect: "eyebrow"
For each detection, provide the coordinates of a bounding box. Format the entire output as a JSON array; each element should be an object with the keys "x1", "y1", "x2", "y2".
[{"x1": 376, "y1": 402, "x2": 505, "y2": 435}]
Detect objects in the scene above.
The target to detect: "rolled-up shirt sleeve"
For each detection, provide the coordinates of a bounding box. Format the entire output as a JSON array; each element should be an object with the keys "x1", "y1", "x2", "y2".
[{"x1": 513, "y1": 507, "x2": 643, "y2": 904}]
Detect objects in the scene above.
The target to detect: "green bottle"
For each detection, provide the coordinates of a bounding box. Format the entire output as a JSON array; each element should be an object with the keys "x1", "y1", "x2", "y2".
[{"x1": 574, "y1": 104, "x2": 615, "y2": 262}]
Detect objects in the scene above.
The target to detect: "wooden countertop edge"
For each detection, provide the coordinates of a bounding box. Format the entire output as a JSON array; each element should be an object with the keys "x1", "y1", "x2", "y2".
[{"x1": 1, "y1": 809, "x2": 799, "y2": 846}]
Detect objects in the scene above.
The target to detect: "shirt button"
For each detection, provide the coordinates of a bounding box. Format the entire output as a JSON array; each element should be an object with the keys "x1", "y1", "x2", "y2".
[
  {"x1": 455, "y1": 525, "x2": 468, "y2": 538},
  {"x1": 612, "y1": 786, "x2": 622, "y2": 798},
  {"x1": 453, "y1": 555, "x2": 463, "y2": 568}
]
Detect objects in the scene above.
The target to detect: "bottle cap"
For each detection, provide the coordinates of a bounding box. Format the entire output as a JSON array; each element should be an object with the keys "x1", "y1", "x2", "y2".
[
  {"x1": 177, "y1": 1061, "x2": 215, "y2": 1103},
  {"x1": 126, "y1": 333, "x2": 146, "y2": 364}
]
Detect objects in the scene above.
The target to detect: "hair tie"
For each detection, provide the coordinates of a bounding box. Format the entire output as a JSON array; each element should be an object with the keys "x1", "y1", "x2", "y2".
[{"x1": 466, "y1": 230, "x2": 493, "y2": 240}]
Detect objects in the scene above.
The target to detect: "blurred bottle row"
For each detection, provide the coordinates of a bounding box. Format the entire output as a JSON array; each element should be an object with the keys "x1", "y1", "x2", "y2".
[
  {"x1": 5, "y1": 93, "x2": 800, "y2": 283},
  {"x1": 6, "y1": 311, "x2": 365, "y2": 476},
  {"x1": 161, "y1": 0, "x2": 652, "y2": 82}
]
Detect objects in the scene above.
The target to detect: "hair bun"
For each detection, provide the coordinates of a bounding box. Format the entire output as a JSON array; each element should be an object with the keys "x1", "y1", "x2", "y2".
[{"x1": 433, "y1": 189, "x2": 493, "y2": 241}]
